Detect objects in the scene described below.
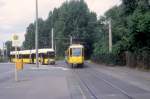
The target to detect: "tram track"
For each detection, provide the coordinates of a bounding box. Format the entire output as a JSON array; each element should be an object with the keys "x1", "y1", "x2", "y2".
[
  {"x1": 85, "y1": 68, "x2": 134, "y2": 99},
  {"x1": 73, "y1": 67, "x2": 135, "y2": 99},
  {"x1": 73, "y1": 69, "x2": 98, "y2": 99},
  {"x1": 64, "y1": 61, "x2": 149, "y2": 99}
]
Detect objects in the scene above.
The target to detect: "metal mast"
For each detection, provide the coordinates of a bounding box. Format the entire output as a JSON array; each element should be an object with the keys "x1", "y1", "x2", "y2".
[
  {"x1": 35, "y1": 0, "x2": 39, "y2": 67},
  {"x1": 51, "y1": 28, "x2": 54, "y2": 50},
  {"x1": 109, "y1": 19, "x2": 112, "y2": 52}
]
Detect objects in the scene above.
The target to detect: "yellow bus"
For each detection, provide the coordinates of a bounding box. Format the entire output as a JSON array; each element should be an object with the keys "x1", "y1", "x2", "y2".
[
  {"x1": 10, "y1": 48, "x2": 55, "y2": 65},
  {"x1": 66, "y1": 44, "x2": 84, "y2": 68}
]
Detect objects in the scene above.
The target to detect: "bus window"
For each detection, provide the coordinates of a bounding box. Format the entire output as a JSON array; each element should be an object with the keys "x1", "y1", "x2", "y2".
[{"x1": 47, "y1": 52, "x2": 55, "y2": 58}]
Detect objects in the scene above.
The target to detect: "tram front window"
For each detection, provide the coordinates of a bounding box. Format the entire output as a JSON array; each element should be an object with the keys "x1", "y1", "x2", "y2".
[{"x1": 72, "y1": 48, "x2": 82, "y2": 56}]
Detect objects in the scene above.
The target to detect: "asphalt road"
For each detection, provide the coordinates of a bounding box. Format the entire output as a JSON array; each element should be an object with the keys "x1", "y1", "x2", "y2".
[{"x1": 0, "y1": 61, "x2": 150, "y2": 99}]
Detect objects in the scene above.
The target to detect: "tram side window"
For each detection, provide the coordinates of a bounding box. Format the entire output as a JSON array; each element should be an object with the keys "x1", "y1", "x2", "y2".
[
  {"x1": 22, "y1": 55, "x2": 24, "y2": 58},
  {"x1": 66, "y1": 50, "x2": 69, "y2": 58},
  {"x1": 18, "y1": 55, "x2": 22, "y2": 59},
  {"x1": 82, "y1": 48, "x2": 84, "y2": 56},
  {"x1": 12, "y1": 55, "x2": 15, "y2": 58},
  {"x1": 22, "y1": 54, "x2": 30, "y2": 58},
  {"x1": 11, "y1": 55, "x2": 16, "y2": 58},
  {"x1": 31, "y1": 54, "x2": 35, "y2": 59},
  {"x1": 39, "y1": 53, "x2": 43, "y2": 58},
  {"x1": 40, "y1": 53, "x2": 46, "y2": 58},
  {"x1": 70, "y1": 48, "x2": 72, "y2": 56}
]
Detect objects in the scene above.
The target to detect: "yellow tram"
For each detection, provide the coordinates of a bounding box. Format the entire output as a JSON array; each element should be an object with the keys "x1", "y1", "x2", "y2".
[
  {"x1": 10, "y1": 48, "x2": 55, "y2": 65},
  {"x1": 65, "y1": 44, "x2": 84, "y2": 68}
]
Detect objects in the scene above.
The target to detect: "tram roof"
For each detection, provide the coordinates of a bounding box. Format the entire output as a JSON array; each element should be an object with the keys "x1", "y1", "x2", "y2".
[
  {"x1": 69, "y1": 44, "x2": 84, "y2": 48},
  {"x1": 38, "y1": 48, "x2": 54, "y2": 53},
  {"x1": 10, "y1": 48, "x2": 54, "y2": 55}
]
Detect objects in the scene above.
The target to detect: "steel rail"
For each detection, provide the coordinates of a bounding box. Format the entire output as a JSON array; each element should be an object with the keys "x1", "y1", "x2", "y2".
[
  {"x1": 73, "y1": 69, "x2": 99, "y2": 99},
  {"x1": 86, "y1": 68, "x2": 134, "y2": 99}
]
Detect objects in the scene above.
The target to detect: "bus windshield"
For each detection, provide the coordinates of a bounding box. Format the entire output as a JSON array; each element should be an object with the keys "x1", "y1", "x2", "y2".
[
  {"x1": 72, "y1": 48, "x2": 82, "y2": 56},
  {"x1": 47, "y1": 52, "x2": 55, "y2": 58}
]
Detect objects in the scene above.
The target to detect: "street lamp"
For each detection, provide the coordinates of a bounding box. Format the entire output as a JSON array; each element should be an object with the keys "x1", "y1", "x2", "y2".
[
  {"x1": 70, "y1": 35, "x2": 72, "y2": 45},
  {"x1": 35, "y1": 0, "x2": 39, "y2": 67},
  {"x1": 51, "y1": 28, "x2": 54, "y2": 50},
  {"x1": 108, "y1": 18, "x2": 112, "y2": 53},
  {"x1": 3, "y1": 42, "x2": 5, "y2": 60}
]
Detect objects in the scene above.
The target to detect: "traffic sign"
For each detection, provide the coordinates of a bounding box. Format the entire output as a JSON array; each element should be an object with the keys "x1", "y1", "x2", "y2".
[{"x1": 12, "y1": 34, "x2": 19, "y2": 47}]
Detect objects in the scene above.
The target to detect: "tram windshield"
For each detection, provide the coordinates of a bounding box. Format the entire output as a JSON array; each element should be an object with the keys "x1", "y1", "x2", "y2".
[
  {"x1": 72, "y1": 48, "x2": 82, "y2": 56},
  {"x1": 47, "y1": 52, "x2": 55, "y2": 58}
]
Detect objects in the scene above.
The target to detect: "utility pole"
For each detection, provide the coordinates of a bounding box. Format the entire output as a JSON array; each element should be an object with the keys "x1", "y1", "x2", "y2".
[
  {"x1": 15, "y1": 47, "x2": 18, "y2": 81},
  {"x1": 51, "y1": 28, "x2": 54, "y2": 50},
  {"x1": 35, "y1": 0, "x2": 39, "y2": 67},
  {"x1": 109, "y1": 19, "x2": 112, "y2": 53},
  {"x1": 70, "y1": 36, "x2": 72, "y2": 45},
  {"x1": 3, "y1": 42, "x2": 5, "y2": 60},
  {"x1": 5, "y1": 46, "x2": 7, "y2": 61},
  {"x1": 55, "y1": 40, "x2": 57, "y2": 57}
]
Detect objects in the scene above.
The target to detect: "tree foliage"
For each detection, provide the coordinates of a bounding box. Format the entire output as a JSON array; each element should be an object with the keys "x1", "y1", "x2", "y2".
[
  {"x1": 92, "y1": 0, "x2": 150, "y2": 65},
  {"x1": 23, "y1": 0, "x2": 97, "y2": 57},
  {"x1": 5, "y1": 41, "x2": 12, "y2": 57},
  {"x1": 23, "y1": 0, "x2": 150, "y2": 63}
]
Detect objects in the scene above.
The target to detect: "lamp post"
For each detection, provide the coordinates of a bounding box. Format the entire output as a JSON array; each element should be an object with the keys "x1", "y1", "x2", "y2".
[
  {"x1": 51, "y1": 28, "x2": 54, "y2": 50},
  {"x1": 70, "y1": 36, "x2": 72, "y2": 45},
  {"x1": 3, "y1": 42, "x2": 5, "y2": 60},
  {"x1": 35, "y1": 0, "x2": 39, "y2": 67},
  {"x1": 108, "y1": 18, "x2": 112, "y2": 53}
]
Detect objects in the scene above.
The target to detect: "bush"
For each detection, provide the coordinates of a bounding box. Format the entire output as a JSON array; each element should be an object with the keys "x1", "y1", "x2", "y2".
[
  {"x1": 91, "y1": 52, "x2": 126, "y2": 66},
  {"x1": 126, "y1": 50, "x2": 150, "y2": 70},
  {"x1": 0, "y1": 56, "x2": 3, "y2": 62}
]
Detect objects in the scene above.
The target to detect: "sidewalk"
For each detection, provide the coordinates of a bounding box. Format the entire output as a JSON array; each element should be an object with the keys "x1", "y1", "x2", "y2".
[
  {"x1": 87, "y1": 62, "x2": 150, "y2": 92},
  {"x1": 0, "y1": 64, "x2": 71, "y2": 99}
]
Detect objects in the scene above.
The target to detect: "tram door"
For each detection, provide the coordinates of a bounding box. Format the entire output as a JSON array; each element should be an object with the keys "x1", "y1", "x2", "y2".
[
  {"x1": 40, "y1": 53, "x2": 45, "y2": 65},
  {"x1": 31, "y1": 54, "x2": 34, "y2": 64}
]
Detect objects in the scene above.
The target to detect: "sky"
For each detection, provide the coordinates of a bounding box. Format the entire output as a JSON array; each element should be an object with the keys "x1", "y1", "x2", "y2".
[{"x1": 0, "y1": 0, "x2": 121, "y2": 49}]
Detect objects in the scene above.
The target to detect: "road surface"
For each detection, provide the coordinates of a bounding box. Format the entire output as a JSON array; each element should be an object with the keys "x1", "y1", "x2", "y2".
[{"x1": 0, "y1": 61, "x2": 150, "y2": 99}]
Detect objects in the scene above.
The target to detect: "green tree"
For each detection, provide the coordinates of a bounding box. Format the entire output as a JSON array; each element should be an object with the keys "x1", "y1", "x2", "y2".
[
  {"x1": 5, "y1": 41, "x2": 12, "y2": 58},
  {"x1": 127, "y1": 11, "x2": 150, "y2": 52},
  {"x1": 122, "y1": 0, "x2": 138, "y2": 14},
  {"x1": 23, "y1": 23, "x2": 35, "y2": 49},
  {"x1": 23, "y1": 0, "x2": 98, "y2": 57}
]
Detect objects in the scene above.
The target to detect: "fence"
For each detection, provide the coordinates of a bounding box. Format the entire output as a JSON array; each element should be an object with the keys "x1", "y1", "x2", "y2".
[
  {"x1": 92, "y1": 51, "x2": 150, "y2": 70},
  {"x1": 91, "y1": 52, "x2": 126, "y2": 66},
  {"x1": 126, "y1": 51, "x2": 150, "y2": 69}
]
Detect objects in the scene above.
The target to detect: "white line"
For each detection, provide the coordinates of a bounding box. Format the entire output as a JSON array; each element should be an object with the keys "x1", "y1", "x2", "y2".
[
  {"x1": 30, "y1": 66, "x2": 70, "y2": 71},
  {"x1": 78, "y1": 85, "x2": 87, "y2": 99},
  {"x1": 0, "y1": 63, "x2": 14, "y2": 65}
]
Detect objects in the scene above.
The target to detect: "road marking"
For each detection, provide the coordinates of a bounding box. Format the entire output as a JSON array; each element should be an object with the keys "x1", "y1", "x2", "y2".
[
  {"x1": 0, "y1": 63, "x2": 14, "y2": 65},
  {"x1": 31, "y1": 66, "x2": 70, "y2": 71},
  {"x1": 77, "y1": 85, "x2": 87, "y2": 99}
]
